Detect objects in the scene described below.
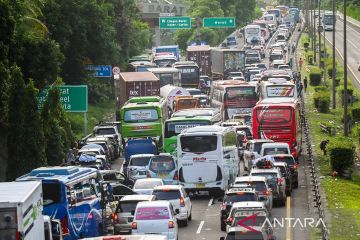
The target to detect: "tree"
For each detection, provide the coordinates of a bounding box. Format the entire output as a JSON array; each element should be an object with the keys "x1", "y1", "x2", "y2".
[
  {"x1": 22, "y1": 80, "x2": 46, "y2": 171},
  {"x1": 6, "y1": 66, "x2": 26, "y2": 180}
]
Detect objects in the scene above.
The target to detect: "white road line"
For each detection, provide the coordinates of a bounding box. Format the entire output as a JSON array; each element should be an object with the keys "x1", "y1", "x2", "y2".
[
  {"x1": 196, "y1": 220, "x2": 205, "y2": 234},
  {"x1": 333, "y1": 31, "x2": 359, "y2": 49},
  {"x1": 208, "y1": 198, "x2": 214, "y2": 206}
]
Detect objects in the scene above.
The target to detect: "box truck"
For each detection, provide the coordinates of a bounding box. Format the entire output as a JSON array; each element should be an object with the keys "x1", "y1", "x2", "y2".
[{"x1": 210, "y1": 48, "x2": 245, "y2": 80}]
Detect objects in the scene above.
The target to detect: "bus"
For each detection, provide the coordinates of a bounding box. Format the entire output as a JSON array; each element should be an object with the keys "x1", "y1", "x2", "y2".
[
  {"x1": 174, "y1": 61, "x2": 200, "y2": 88},
  {"x1": 209, "y1": 80, "x2": 258, "y2": 120},
  {"x1": 244, "y1": 25, "x2": 261, "y2": 44},
  {"x1": 276, "y1": 5, "x2": 289, "y2": 17},
  {"x1": 322, "y1": 11, "x2": 334, "y2": 31},
  {"x1": 120, "y1": 96, "x2": 167, "y2": 149},
  {"x1": 164, "y1": 108, "x2": 222, "y2": 154},
  {"x1": 17, "y1": 166, "x2": 103, "y2": 240},
  {"x1": 289, "y1": 7, "x2": 300, "y2": 23},
  {"x1": 177, "y1": 125, "x2": 239, "y2": 196},
  {"x1": 258, "y1": 78, "x2": 298, "y2": 100},
  {"x1": 147, "y1": 68, "x2": 181, "y2": 87},
  {"x1": 267, "y1": 9, "x2": 281, "y2": 23},
  {"x1": 252, "y1": 98, "x2": 302, "y2": 159}
]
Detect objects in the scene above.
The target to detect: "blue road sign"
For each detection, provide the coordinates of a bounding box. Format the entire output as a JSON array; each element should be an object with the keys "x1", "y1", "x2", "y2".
[{"x1": 85, "y1": 65, "x2": 112, "y2": 78}]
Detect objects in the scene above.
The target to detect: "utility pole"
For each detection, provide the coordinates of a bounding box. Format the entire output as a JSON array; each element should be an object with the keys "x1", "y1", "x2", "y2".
[
  {"x1": 318, "y1": 0, "x2": 321, "y2": 67},
  {"x1": 313, "y1": 0, "x2": 317, "y2": 63},
  {"x1": 322, "y1": 1, "x2": 327, "y2": 85},
  {"x1": 310, "y1": 0, "x2": 313, "y2": 51},
  {"x1": 196, "y1": 17, "x2": 201, "y2": 45},
  {"x1": 344, "y1": 0, "x2": 349, "y2": 136},
  {"x1": 332, "y1": 0, "x2": 337, "y2": 109}
]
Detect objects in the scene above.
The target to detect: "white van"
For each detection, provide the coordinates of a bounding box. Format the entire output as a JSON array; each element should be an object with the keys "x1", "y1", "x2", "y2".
[
  {"x1": 260, "y1": 142, "x2": 291, "y2": 157},
  {"x1": 177, "y1": 125, "x2": 240, "y2": 196}
]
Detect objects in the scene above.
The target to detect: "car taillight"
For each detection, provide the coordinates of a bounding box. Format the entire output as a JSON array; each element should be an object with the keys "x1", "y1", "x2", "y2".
[
  {"x1": 173, "y1": 172, "x2": 179, "y2": 180},
  {"x1": 113, "y1": 213, "x2": 118, "y2": 222},
  {"x1": 61, "y1": 216, "x2": 69, "y2": 235},
  {"x1": 168, "y1": 220, "x2": 175, "y2": 228},
  {"x1": 261, "y1": 191, "x2": 270, "y2": 196},
  {"x1": 226, "y1": 217, "x2": 233, "y2": 224},
  {"x1": 294, "y1": 163, "x2": 299, "y2": 171},
  {"x1": 277, "y1": 178, "x2": 283, "y2": 186},
  {"x1": 180, "y1": 197, "x2": 185, "y2": 207},
  {"x1": 131, "y1": 222, "x2": 137, "y2": 229}
]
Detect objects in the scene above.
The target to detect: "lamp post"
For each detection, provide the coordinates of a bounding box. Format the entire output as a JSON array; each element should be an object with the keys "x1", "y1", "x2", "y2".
[
  {"x1": 343, "y1": 0, "x2": 349, "y2": 136},
  {"x1": 332, "y1": 0, "x2": 337, "y2": 109},
  {"x1": 313, "y1": 0, "x2": 317, "y2": 62},
  {"x1": 318, "y1": 0, "x2": 321, "y2": 67}
]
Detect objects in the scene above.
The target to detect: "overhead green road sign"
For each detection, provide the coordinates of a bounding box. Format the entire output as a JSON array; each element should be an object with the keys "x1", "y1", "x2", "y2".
[
  {"x1": 37, "y1": 85, "x2": 88, "y2": 112},
  {"x1": 159, "y1": 17, "x2": 191, "y2": 29},
  {"x1": 203, "y1": 17, "x2": 236, "y2": 28}
]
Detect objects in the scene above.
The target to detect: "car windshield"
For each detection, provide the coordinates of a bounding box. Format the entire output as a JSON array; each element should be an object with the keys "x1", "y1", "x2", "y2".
[
  {"x1": 264, "y1": 147, "x2": 289, "y2": 155},
  {"x1": 134, "y1": 180, "x2": 162, "y2": 189},
  {"x1": 225, "y1": 193, "x2": 256, "y2": 203},
  {"x1": 152, "y1": 190, "x2": 181, "y2": 200},
  {"x1": 274, "y1": 156, "x2": 295, "y2": 167},
  {"x1": 165, "y1": 120, "x2": 210, "y2": 138},
  {"x1": 180, "y1": 135, "x2": 217, "y2": 153},
  {"x1": 118, "y1": 201, "x2": 139, "y2": 213},
  {"x1": 95, "y1": 128, "x2": 115, "y2": 135},
  {"x1": 135, "y1": 207, "x2": 170, "y2": 220},
  {"x1": 236, "y1": 181, "x2": 267, "y2": 192},
  {"x1": 232, "y1": 216, "x2": 266, "y2": 227},
  {"x1": 149, "y1": 156, "x2": 176, "y2": 172},
  {"x1": 130, "y1": 156, "x2": 152, "y2": 166},
  {"x1": 188, "y1": 89, "x2": 202, "y2": 95},
  {"x1": 251, "y1": 172, "x2": 278, "y2": 180}
]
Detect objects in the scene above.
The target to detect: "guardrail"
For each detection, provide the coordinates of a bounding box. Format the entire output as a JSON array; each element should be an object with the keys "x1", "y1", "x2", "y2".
[{"x1": 337, "y1": 11, "x2": 360, "y2": 32}]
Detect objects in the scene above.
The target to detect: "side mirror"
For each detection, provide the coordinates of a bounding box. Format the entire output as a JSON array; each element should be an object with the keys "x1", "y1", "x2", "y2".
[
  {"x1": 175, "y1": 209, "x2": 180, "y2": 215},
  {"x1": 131, "y1": 210, "x2": 135, "y2": 216}
]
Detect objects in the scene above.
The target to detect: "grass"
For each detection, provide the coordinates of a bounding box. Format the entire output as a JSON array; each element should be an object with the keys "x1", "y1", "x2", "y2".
[
  {"x1": 299, "y1": 33, "x2": 360, "y2": 239},
  {"x1": 67, "y1": 100, "x2": 115, "y2": 139}
]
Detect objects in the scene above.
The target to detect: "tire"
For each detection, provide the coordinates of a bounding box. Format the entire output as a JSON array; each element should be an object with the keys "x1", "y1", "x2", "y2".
[
  {"x1": 182, "y1": 218, "x2": 188, "y2": 227},
  {"x1": 221, "y1": 221, "x2": 226, "y2": 231},
  {"x1": 188, "y1": 210, "x2": 192, "y2": 221}
]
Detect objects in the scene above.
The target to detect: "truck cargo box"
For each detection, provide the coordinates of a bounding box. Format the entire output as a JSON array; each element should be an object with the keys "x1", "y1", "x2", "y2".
[
  {"x1": 210, "y1": 48, "x2": 245, "y2": 80},
  {"x1": 187, "y1": 45, "x2": 211, "y2": 76}
]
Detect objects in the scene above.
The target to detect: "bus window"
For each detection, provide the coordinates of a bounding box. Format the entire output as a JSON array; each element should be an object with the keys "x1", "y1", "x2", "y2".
[
  {"x1": 165, "y1": 121, "x2": 209, "y2": 138},
  {"x1": 225, "y1": 87, "x2": 257, "y2": 108},
  {"x1": 124, "y1": 109, "x2": 159, "y2": 122},
  {"x1": 256, "y1": 108, "x2": 292, "y2": 124},
  {"x1": 43, "y1": 182, "x2": 61, "y2": 206},
  {"x1": 180, "y1": 136, "x2": 217, "y2": 152}
]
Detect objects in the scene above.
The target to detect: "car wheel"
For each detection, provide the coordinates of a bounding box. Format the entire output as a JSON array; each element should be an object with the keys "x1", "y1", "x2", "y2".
[
  {"x1": 188, "y1": 210, "x2": 192, "y2": 221},
  {"x1": 221, "y1": 221, "x2": 226, "y2": 231},
  {"x1": 182, "y1": 218, "x2": 188, "y2": 227}
]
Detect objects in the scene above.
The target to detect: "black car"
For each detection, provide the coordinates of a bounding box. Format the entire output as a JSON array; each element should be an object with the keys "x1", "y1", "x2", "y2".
[
  {"x1": 220, "y1": 187, "x2": 259, "y2": 231},
  {"x1": 100, "y1": 170, "x2": 135, "y2": 188},
  {"x1": 273, "y1": 154, "x2": 299, "y2": 188}
]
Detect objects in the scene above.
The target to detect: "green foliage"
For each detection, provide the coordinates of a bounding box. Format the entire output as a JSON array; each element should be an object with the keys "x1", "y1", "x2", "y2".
[
  {"x1": 309, "y1": 66, "x2": 322, "y2": 86},
  {"x1": 313, "y1": 91, "x2": 330, "y2": 113},
  {"x1": 351, "y1": 107, "x2": 360, "y2": 122},
  {"x1": 314, "y1": 86, "x2": 328, "y2": 92},
  {"x1": 6, "y1": 66, "x2": 26, "y2": 180},
  {"x1": 0, "y1": 64, "x2": 10, "y2": 126},
  {"x1": 306, "y1": 51, "x2": 314, "y2": 64},
  {"x1": 328, "y1": 137, "x2": 355, "y2": 172}
]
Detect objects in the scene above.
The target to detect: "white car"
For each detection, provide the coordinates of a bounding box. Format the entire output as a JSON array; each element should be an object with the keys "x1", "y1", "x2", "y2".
[
  {"x1": 152, "y1": 185, "x2": 192, "y2": 226},
  {"x1": 260, "y1": 142, "x2": 290, "y2": 157},
  {"x1": 243, "y1": 139, "x2": 274, "y2": 170},
  {"x1": 127, "y1": 154, "x2": 154, "y2": 181},
  {"x1": 133, "y1": 178, "x2": 165, "y2": 195},
  {"x1": 132, "y1": 201, "x2": 178, "y2": 240}
]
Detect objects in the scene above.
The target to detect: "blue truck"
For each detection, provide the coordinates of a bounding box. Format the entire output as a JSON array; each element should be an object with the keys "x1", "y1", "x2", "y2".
[{"x1": 154, "y1": 45, "x2": 181, "y2": 61}]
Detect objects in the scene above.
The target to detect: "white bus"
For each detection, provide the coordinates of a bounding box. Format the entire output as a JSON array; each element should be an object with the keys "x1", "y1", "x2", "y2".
[
  {"x1": 177, "y1": 125, "x2": 240, "y2": 196},
  {"x1": 322, "y1": 11, "x2": 334, "y2": 31},
  {"x1": 244, "y1": 25, "x2": 262, "y2": 44},
  {"x1": 258, "y1": 78, "x2": 297, "y2": 100}
]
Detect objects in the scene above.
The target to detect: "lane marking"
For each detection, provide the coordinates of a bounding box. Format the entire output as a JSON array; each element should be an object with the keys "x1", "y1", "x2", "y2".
[
  {"x1": 286, "y1": 196, "x2": 291, "y2": 240},
  {"x1": 196, "y1": 220, "x2": 205, "y2": 234},
  {"x1": 332, "y1": 31, "x2": 359, "y2": 49},
  {"x1": 208, "y1": 198, "x2": 214, "y2": 206}
]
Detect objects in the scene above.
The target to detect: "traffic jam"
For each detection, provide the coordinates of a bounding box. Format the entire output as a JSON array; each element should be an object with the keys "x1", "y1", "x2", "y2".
[{"x1": 0, "y1": 5, "x2": 305, "y2": 240}]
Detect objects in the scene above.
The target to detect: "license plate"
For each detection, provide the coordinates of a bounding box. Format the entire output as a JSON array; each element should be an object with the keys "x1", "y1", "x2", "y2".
[
  {"x1": 158, "y1": 173, "x2": 168, "y2": 178},
  {"x1": 196, "y1": 183, "x2": 205, "y2": 188}
]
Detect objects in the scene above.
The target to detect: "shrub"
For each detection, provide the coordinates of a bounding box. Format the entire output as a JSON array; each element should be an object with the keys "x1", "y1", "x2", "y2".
[
  {"x1": 309, "y1": 66, "x2": 322, "y2": 86},
  {"x1": 306, "y1": 51, "x2": 314, "y2": 65},
  {"x1": 328, "y1": 137, "x2": 355, "y2": 173},
  {"x1": 313, "y1": 91, "x2": 330, "y2": 113},
  {"x1": 327, "y1": 66, "x2": 334, "y2": 78},
  {"x1": 304, "y1": 42, "x2": 309, "y2": 49},
  {"x1": 351, "y1": 107, "x2": 360, "y2": 121},
  {"x1": 314, "y1": 86, "x2": 328, "y2": 92},
  {"x1": 335, "y1": 78, "x2": 341, "y2": 86}
]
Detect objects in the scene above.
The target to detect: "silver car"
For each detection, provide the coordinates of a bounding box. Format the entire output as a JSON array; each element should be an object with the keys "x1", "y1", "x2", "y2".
[{"x1": 127, "y1": 154, "x2": 154, "y2": 181}]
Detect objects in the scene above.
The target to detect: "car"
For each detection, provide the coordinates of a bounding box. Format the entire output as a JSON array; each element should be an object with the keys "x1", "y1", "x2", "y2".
[
  {"x1": 260, "y1": 142, "x2": 290, "y2": 157},
  {"x1": 234, "y1": 125, "x2": 253, "y2": 142},
  {"x1": 231, "y1": 113, "x2": 252, "y2": 126},
  {"x1": 273, "y1": 154, "x2": 299, "y2": 188},
  {"x1": 272, "y1": 59, "x2": 286, "y2": 69},
  {"x1": 78, "y1": 153, "x2": 109, "y2": 170},
  {"x1": 92, "y1": 123, "x2": 121, "y2": 155},
  {"x1": 273, "y1": 162, "x2": 292, "y2": 196},
  {"x1": 78, "y1": 143, "x2": 106, "y2": 157},
  {"x1": 245, "y1": 51, "x2": 261, "y2": 64},
  {"x1": 220, "y1": 187, "x2": 259, "y2": 231},
  {"x1": 133, "y1": 178, "x2": 165, "y2": 195},
  {"x1": 131, "y1": 201, "x2": 179, "y2": 240},
  {"x1": 100, "y1": 170, "x2": 134, "y2": 188},
  {"x1": 152, "y1": 185, "x2": 192, "y2": 226},
  {"x1": 111, "y1": 182, "x2": 137, "y2": 201},
  {"x1": 225, "y1": 201, "x2": 269, "y2": 232},
  {"x1": 86, "y1": 136, "x2": 115, "y2": 161},
  {"x1": 221, "y1": 226, "x2": 276, "y2": 240},
  {"x1": 113, "y1": 194, "x2": 156, "y2": 234},
  {"x1": 126, "y1": 154, "x2": 155, "y2": 181},
  {"x1": 269, "y1": 51, "x2": 284, "y2": 62},
  {"x1": 228, "y1": 72, "x2": 244, "y2": 79},
  {"x1": 250, "y1": 161, "x2": 286, "y2": 206},
  {"x1": 251, "y1": 63, "x2": 267, "y2": 71},
  {"x1": 147, "y1": 154, "x2": 178, "y2": 185},
  {"x1": 233, "y1": 176, "x2": 273, "y2": 211},
  {"x1": 252, "y1": 45, "x2": 266, "y2": 58},
  {"x1": 243, "y1": 139, "x2": 274, "y2": 170},
  {"x1": 186, "y1": 88, "x2": 202, "y2": 96}
]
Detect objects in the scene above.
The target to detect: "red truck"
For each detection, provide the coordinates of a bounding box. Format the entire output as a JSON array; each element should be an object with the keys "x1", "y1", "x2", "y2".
[
  {"x1": 115, "y1": 72, "x2": 160, "y2": 120},
  {"x1": 186, "y1": 45, "x2": 211, "y2": 76}
]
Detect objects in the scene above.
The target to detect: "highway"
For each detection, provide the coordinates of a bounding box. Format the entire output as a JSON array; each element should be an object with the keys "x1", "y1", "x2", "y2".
[
  {"x1": 112, "y1": 21, "x2": 313, "y2": 240},
  {"x1": 323, "y1": 15, "x2": 360, "y2": 88}
]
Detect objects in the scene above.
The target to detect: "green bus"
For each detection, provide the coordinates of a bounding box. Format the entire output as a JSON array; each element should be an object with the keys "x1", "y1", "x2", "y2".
[
  {"x1": 163, "y1": 108, "x2": 222, "y2": 154},
  {"x1": 120, "y1": 96, "x2": 168, "y2": 148}
]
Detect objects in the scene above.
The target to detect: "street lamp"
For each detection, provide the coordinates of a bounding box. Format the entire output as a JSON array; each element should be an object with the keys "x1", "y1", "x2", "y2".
[
  {"x1": 343, "y1": 0, "x2": 349, "y2": 136},
  {"x1": 332, "y1": 0, "x2": 337, "y2": 109}
]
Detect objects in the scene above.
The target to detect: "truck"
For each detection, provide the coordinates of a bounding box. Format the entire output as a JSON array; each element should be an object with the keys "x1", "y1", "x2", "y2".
[
  {"x1": 187, "y1": 45, "x2": 211, "y2": 76},
  {"x1": 0, "y1": 181, "x2": 63, "y2": 240},
  {"x1": 160, "y1": 84, "x2": 191, "y2": 116},
  {"x1": 115, "y1": 72, "x2": 160, "y2": 120},
  {"x1": 154, "y1": 45, "x2": 180, "y2": 61},
  {"x1": 210, "y1": 48, "x2": 245, "y2": 80}
]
